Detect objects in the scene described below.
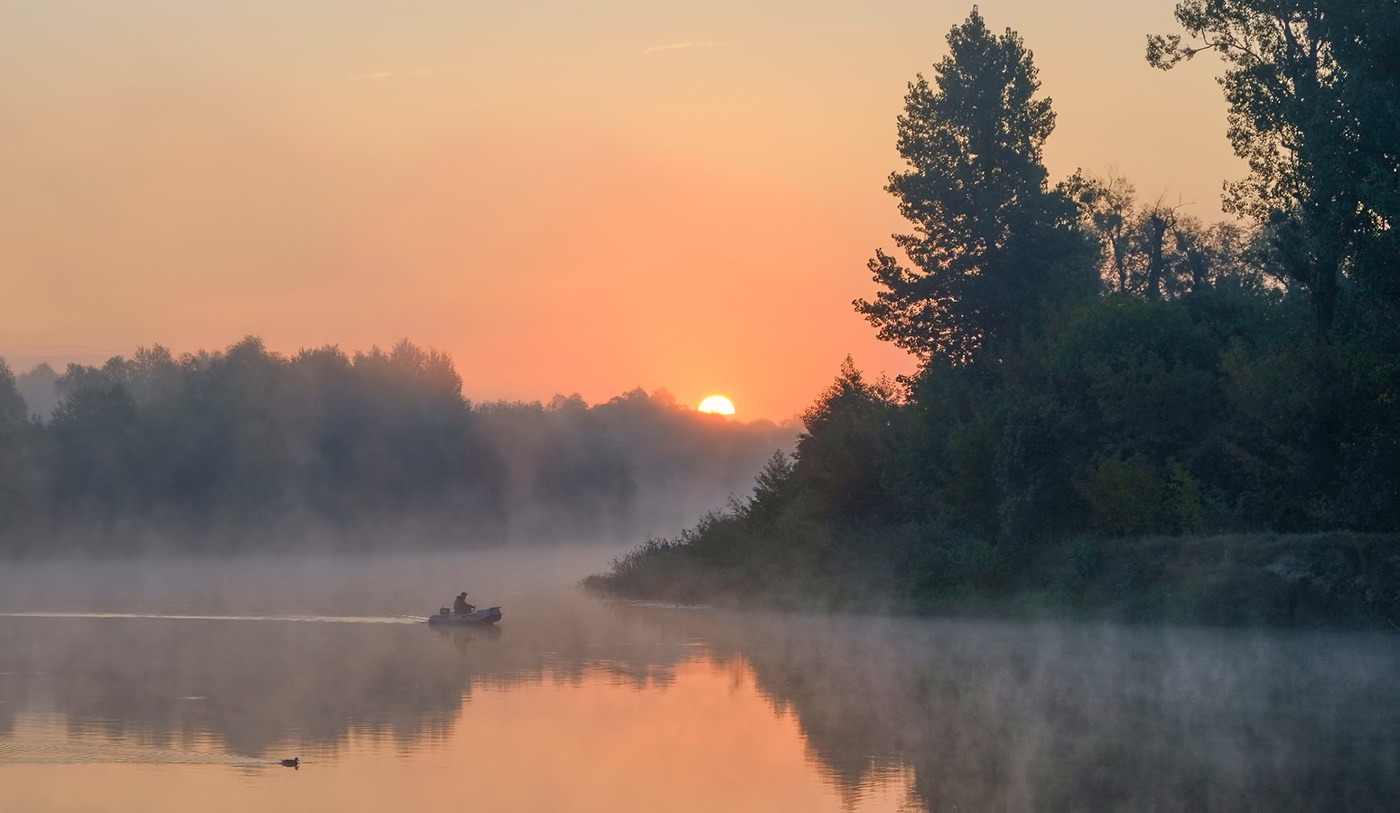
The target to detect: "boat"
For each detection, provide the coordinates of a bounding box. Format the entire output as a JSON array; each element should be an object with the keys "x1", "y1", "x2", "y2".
[{"x1": 427, "y1": 606, "x2": 502, "y2": 626}]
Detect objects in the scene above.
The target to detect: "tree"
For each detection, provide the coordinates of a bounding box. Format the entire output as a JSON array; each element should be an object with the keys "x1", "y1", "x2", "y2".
[
  {"x1": 1068, "y1": 171, "x2": 1260, "y2": 299},
  {"x1": 50, "y1": 369, "x2": 142, "y2": 511},
  {"x1": 1148, "y1": 0, "x2": 1400, "y2": 332},
  {"x1": 0, "y1": 360, "x2": 28, "y2": 431},
  {"x1": 1066, "y1": 171, "x2": 1139, "y2": 293},
  {"x1": 794, "y1": 357, "x2": 900, "y2": 523},
  {"x1": 1171, "y1": 216, "x2": 1259, "y2": 295},
  {"x1": 856, "y1": 8, "x2": 1098, "y2": 364},
  {"x1": 1325, "y1": 1, "x2": 1400, "y2": 310}
]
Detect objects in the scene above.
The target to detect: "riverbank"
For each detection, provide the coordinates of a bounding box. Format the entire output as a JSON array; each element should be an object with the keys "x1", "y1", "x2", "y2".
[{"x1": 584, "y1": 531, "x2": 1400, "y2": 629}]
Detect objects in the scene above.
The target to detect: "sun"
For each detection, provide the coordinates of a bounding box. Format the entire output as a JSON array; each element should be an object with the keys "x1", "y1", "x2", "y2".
[{"x1": 698, "y1": 395, "x2": 735, "y2": 415}]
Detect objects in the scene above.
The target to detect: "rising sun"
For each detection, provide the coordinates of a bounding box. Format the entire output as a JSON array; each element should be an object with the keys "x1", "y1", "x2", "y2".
[{"x1": 698, "y1": 395, "x2": 735, "y2": 415}]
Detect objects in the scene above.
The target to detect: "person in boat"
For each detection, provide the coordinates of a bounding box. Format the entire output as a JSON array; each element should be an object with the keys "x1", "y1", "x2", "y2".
[{"x1": 452, "y1": 592, "x2": 475, "y2": 615}]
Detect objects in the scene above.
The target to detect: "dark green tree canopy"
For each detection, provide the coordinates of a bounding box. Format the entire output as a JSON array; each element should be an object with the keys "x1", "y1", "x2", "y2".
[
  {"x1": 857, "y1": 8, "x2": 1098, "y2": 365},
  {"x1": 1149, "y1": 0, "x2": 1400, "y2": 332}
]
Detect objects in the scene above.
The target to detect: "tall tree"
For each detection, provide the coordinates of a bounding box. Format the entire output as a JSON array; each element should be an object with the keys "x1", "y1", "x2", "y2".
[
  {"x1": 1326, "y1": 0, "x2": 1400, "y2": 312},
  {"x1": 1149, "y1": 0, "x2": 1400, "y2": 332},
  {"x1": 856, "y1": 8, "x2": 1098, "y2": 365}
]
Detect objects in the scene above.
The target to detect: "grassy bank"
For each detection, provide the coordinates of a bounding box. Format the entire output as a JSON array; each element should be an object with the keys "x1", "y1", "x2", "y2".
[{"x1": 585, "y1": 531, "x2": 1400, "y2": 629}]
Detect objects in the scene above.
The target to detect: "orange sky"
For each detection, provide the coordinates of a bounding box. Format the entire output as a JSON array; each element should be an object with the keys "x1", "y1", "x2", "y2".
[{"x1": 0, "y1": 0, "x2": 1239, "y2": 420}]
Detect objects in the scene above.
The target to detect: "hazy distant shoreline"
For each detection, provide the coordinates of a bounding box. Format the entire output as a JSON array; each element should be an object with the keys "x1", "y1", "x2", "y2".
[{"x1": 0, "y1": 339, "x2": 796, "y2": 557}]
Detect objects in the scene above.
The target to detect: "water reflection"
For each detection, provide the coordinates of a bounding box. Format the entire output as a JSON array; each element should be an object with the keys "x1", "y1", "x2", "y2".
[
  {"x1": 0, "y1": 552, "x2": 1397, "y2": 811},
  {"x1": 616, "y1": 606, "x2": 1400, "y2": 812},
  {"x1": 0, "y1": 597, "x2": 696, "y2": 757}
]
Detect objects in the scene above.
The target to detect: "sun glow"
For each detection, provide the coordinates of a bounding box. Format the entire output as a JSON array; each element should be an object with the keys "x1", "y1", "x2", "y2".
[{"x1": 698, "y1": 395, "x2": 735, "y2": 415}]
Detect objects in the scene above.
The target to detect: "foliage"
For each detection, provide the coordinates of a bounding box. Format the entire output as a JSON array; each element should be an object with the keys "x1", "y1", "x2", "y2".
[
  {"x1": 593, "y1": 6, "x2": 1400, "y2": 625},
  {"x1": 1148, "y1": 0, "x2": 1400, "y2": 332},
  {"x1": 794, "y1": 357, "x2": 902, "y2": 524},
  {"x1": 0, "y1": 340, "x2": 796, "y2": 554},
  {"x1": 855, "y1": 8, "x2": 1099, "y2": 364},
  {"x1": 1065, "y1": 171, "x2": 1264, "y2": 299}
]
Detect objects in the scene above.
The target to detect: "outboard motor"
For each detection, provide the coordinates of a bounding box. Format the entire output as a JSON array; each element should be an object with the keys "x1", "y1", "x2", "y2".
[{"x1": 439, "y1": 607, "x2": 452, "y2": 616}]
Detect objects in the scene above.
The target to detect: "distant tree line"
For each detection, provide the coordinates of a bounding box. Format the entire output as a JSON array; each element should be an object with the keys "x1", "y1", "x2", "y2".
[
  {"x1": 0, "y1": 339, "x2": 794, "y2": 554},
  {"x1": 595, "y1": 5, "x2": 1400, "y2": 617}
]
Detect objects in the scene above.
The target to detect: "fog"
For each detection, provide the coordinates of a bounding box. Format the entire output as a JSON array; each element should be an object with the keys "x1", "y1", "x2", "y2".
[
  {"x1": 0, "y1": 545, "x2": 621, "y2": 617},
  {"x1": 12, "y1": 363, "x2": 58, "y2": 422},
  {"x1": 0, "y1": 344, "x2": 797, "y2": 555},
  {"x1": 1, "y1": 547, "x2": 1396, "y2": 811}
]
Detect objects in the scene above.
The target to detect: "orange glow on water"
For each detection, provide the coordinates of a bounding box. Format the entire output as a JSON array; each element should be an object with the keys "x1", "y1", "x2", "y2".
[{"x1": 0, "y1": 659, "x2": 914, "y2": 813}]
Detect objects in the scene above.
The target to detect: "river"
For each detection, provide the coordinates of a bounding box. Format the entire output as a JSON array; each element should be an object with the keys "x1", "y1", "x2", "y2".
[{"x1": 0, "y1": 547, "x2": 1396, "y2": 811}]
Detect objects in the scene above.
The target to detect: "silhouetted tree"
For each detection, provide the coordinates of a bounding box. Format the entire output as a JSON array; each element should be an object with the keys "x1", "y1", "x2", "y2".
[
  {"x1": 1149, "y1": 0, "x2": 1400, "y2": 332},
  {"x1": 1066, "y1": 171, "x2": 1139, "y2": 293},
  {"x1": 857, "y1": 8, "x2": 1099, "y2": 364},
  {"x1": 794, "y1": 357, "x2": 901, "y2": 525},
  {"x1": 596, "y1": 6, "x2": 1400, "y2": 614}
]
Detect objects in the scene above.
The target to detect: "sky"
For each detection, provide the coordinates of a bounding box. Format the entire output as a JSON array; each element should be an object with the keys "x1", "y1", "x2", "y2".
[{"x1": 0, "y1": 0, "x2": 1241, "y2": 420}]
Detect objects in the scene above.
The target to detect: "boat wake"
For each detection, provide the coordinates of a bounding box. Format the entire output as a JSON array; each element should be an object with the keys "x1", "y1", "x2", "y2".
[{"x1": 0, "y1": 611, "x2": 424, "y2": 625}]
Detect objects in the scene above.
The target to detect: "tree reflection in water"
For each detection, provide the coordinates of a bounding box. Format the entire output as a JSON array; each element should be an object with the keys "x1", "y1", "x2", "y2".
[
  {"x1": 1, "y1": 563, "x2": 1397, "y2": 811},
  {"x1": 625, "y1": 607, "x2": 1400, "y2": 812}
]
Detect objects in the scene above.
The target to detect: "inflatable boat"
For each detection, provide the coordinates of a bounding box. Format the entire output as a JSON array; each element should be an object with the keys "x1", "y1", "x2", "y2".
[{"x1": 427, "y1": 606, "x2": 502, "y2": 626}]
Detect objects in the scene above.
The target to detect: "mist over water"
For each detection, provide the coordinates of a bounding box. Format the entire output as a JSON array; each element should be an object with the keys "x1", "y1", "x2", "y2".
[{"x1": 1, "y1": 548, "x2": 1396, "y2": 811}]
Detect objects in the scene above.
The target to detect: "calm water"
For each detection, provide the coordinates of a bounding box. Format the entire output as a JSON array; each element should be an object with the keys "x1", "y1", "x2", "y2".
[{"x1": 0, "y1": 548, "x2": 1397, "y2": 812}]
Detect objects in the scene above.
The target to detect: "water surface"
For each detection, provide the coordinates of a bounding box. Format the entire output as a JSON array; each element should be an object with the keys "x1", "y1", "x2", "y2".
[{"x1": 0, "y1": 548, "x2": 1396, "y2": 811}]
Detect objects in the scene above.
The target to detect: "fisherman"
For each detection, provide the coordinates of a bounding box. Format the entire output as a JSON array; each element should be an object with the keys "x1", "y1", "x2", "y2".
[{"x1": 452, "y1": 591, "x2": 474, "y2": 615}]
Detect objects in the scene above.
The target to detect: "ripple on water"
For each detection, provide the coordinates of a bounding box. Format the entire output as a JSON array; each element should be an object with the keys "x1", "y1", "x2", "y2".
[{"x1": 0, "y1": 738, "x2": 271, "y2": 766}]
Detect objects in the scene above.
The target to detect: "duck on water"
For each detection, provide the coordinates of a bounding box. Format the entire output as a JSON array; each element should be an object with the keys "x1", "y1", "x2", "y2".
[{"x1": 428, "y1": 591, "x2": 502, "y2": 626}]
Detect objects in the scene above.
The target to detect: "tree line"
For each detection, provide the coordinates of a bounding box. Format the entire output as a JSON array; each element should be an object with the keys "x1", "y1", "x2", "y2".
[
  {"x1": 594, "y1": 4, "x2": 1400, "y2": 618},
  {"x1": 0, "y1": 339, "x2": 794, "y2": 554}
]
